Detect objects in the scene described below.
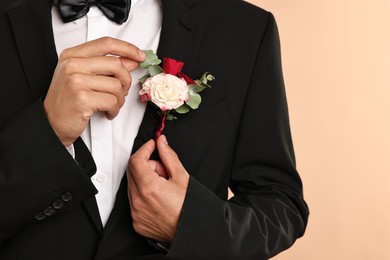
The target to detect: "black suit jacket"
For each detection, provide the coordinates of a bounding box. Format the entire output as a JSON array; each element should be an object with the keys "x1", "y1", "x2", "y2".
[{"x1": 0, "y1": 0, "x2": 309, "y2": 259}]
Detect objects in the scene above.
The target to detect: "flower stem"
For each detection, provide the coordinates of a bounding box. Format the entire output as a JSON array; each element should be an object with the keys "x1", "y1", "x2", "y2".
[{"x1": 154, "y1": 111, "x2": 168, "y2": 141}]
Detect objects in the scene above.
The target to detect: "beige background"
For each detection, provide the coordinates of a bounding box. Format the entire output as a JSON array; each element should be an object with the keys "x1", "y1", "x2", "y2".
[{"x1": 246, "y1": 0, "x2": 390, "y2": 259}]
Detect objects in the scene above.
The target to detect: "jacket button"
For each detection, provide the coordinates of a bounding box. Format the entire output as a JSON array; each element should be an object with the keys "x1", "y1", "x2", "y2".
[
  {"x1": 35, "y1": 212, "x2": 46, "y2": 221},
  {"x1": 43, "y1": 207, "x2": 56, "y2": 216},
  {"x1": 61, "y1": 192, "x2": 73, "y2": 202},
  {"x1": 52, "y1": 199, "x2": 64, "y2": 209}
]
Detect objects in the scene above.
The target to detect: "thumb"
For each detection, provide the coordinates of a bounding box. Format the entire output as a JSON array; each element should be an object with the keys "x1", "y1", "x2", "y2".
[{"x1": 156, "y1": 135, "x2": 186, "y2": 179}]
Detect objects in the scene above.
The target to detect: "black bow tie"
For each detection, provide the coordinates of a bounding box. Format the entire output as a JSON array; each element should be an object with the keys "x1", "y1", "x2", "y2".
[{"x1": 56, "y1": 0, "x2": 131, "y2": 25}]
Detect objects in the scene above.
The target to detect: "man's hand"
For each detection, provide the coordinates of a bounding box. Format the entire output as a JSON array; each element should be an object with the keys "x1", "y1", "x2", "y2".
[
  {"x1": 127, "y1": 135, "x2": 190, "y2": 245},
  {"x1": 44, "y1": 37, "x2": 146, "y2": 147}
]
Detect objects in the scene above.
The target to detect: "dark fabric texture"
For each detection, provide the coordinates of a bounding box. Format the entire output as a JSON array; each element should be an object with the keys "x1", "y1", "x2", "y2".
[{"x1": 0, "y1": 0, "x2": 309, "y2": 259}]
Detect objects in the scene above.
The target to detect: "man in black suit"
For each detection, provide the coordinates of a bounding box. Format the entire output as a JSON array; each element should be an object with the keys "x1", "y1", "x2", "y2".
[{"x1": 0, "y1": 0, "x2": 309, "y2": 259}]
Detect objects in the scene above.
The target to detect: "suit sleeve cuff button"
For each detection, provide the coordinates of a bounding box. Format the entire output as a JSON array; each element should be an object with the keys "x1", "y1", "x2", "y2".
[
  {"x1": 61, "y1": 192, "x2": 73, "y2": 202},
  {"x1": 52, "y1": 199, "x2": 65, "y2": 209},
  {"x1": 43, "y1": 206, "x2": 56, "y2": 216},
  {"x1": 35, "y1": 212, "x2": 46, "y2": 221}
]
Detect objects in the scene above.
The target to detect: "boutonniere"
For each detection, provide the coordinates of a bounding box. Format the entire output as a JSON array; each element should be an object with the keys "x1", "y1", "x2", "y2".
[{"x1": 138, "y1": 50, "x2": 215, "y2": 140}]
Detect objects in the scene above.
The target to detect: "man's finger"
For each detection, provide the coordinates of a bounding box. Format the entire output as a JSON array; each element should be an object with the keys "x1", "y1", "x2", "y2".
[
  {"x1": 60, "y1": 37, "x2": 146, "y2": 62},
  {"x1": 70, "y1": 74, "x2": 126, "y2": 107},
  {"x1": 88, "y1": 91, "x2": 121, "y2": 119},
  {"x1": 120, "y1": 57, "x2": 141, "y2": 72},
  {"x1": 128, "y1": 140, "x2": 157, "y2": 184},
  {"x1": 148, "y1": 160, "x2": 169, "y2": 179},
  {"x1": 62, "y1": 56, "x2": 131, "y2": 90},
  {"x1": 132, "y1": 139, "x2": 155, "y2": 161},
  {"x1": 156, "y1": 135, "x2": 187, "y2": 179}
]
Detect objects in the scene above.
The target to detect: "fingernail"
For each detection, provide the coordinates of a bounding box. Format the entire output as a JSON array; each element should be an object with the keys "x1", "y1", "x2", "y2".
[
  {"x1": 138, "y1": 49, "x2": 146, "y2": 60},
  {"x1": 160, "y1": 135, "x2": 168, "y2": 145}
]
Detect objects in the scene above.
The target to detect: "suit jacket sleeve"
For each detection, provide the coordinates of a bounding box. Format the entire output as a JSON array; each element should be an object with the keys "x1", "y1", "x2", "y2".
[
  {"x1": 0, "y1": 99, "x2": 97, "y2": 245},
  {"x1": 166, "y1": 13, "x2": 309, "y2": 260}
]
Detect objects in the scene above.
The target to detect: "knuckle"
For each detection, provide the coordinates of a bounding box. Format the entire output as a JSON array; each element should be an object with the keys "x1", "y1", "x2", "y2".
[
  {"x1": 131, "y1": 195, "x2": 143, "y2": 210},
  {"x1": 72, "y1": 90, "x2": 93, "y2": 120},
  {"x1": 111, "y1": 78, "x2": 123, "y2": 93},
  {"x1": 117, "y1": 94, "x2": 125, "y2": 108},
  {"x1": 123, "y1": 73, "x2": 131, "y2": 88},
  {"x1": 111, "y1": 98, "x2": 121, "y2": 113},
  {"x1": 61, "y1": 58, "x2": 77, "y2": 74},
  {"x1": 105, "y1": 94, "x2": 118, "y2": 109},
  {"x1": 74, "y1": 89, "x2": 89, "y2": 104},
  {"x1": 68, "y1": 73, "x2": 83, "y2": 87},
  {"x1": 128, "y1": 156, "x2": 136, "y2": 167},
  {"x1": 101, "y1": 36, "x2": 115, "y2": 50},
  {"x1": 128, "y1": 157, "x2": 142, "y2": 171},
  {"x1": 59, "y1": 48, "x2": 71, "y2": 60}
]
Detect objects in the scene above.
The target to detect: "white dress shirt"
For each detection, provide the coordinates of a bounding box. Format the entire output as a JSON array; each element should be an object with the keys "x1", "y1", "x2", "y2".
[{"x1": 51, "y1": 0, "x2": 162, "y2": 226}]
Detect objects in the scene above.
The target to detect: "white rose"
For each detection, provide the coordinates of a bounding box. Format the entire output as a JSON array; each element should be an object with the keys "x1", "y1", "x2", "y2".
[{"x1": 139, "y1": 73, "x2": 189, "y2": 111}]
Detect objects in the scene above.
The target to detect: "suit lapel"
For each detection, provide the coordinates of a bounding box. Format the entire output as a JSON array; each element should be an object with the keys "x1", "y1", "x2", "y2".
[
  {"x1": 157, "y1": 0, "x2": 205, "y2": 77},
  {"x1": 7, "y1": 0, "x2": 58, "y2": 100}
]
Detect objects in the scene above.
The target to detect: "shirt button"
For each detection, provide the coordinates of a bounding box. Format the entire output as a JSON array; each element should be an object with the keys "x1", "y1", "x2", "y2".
[
  {"x1": 96, "y1": 174, "x2": 106, "y2": 183},
  {"x1": 52, "y1": 199, "x2": 65, "y2": 209},
  {"x1": 43, "y1": 207, "x2": 56, "y2": 216},
  {"x1": 35, "y1": 212, "x2": 46, "y2": 221},
  {"x1": 61, "y1": 192, "x2": 73, "y2": 202}
]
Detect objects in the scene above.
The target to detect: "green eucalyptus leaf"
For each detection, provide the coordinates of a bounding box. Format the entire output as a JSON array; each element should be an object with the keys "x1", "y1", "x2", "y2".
[
  {"x1": 199, "y1": 72, "x2": 215, "y2": 85},
  {"x1": 188, "y1": 84, "x2": 205, "y2": 94},
  {"x1": 192, "y1": 82, "x2": 209, "y2": 93},
  {"x1": 186, "y1": 93, "x2": 202, "y2": 109},
  {"x1": 139, "y1": 50, "x2": 162, "y2": 69},
  {"x1": 149, "y1": 65, "x2": 164, "y2": 76},
  {"x1": 139, "y1": 74, "x2": 150, "y2": 84},
  {"x1": 206, "y1": 73, "x2": 215, "y2": 81},
  {"x1": 175, "y1": 104, "x2": 190, "y2": 114}
]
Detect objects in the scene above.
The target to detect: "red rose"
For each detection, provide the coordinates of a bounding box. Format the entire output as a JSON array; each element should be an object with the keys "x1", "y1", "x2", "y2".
[{"x1": 163, "y1": 58, "x2": 195, "y2": 84}]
